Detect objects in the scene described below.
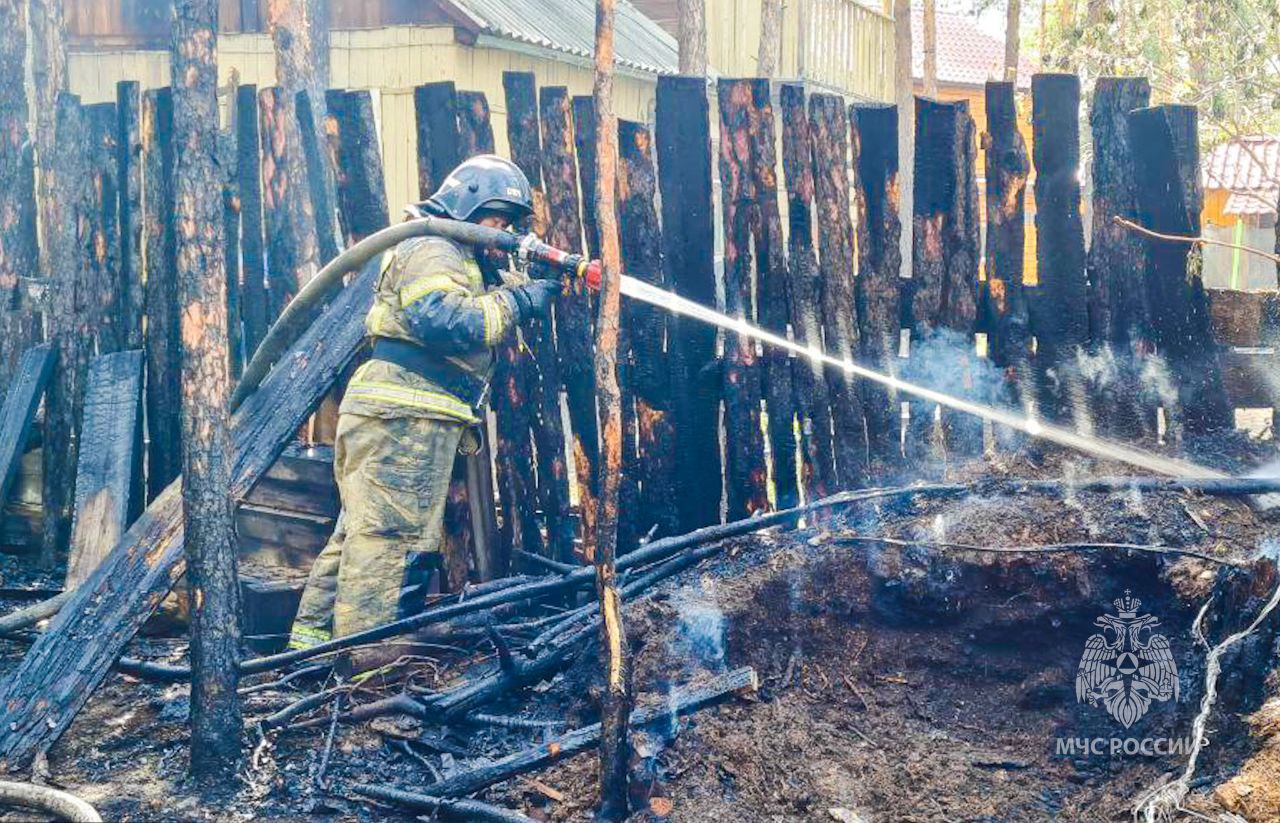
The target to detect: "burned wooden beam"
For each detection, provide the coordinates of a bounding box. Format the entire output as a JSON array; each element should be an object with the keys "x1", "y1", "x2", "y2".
[
  {"x1": 142, "y1": 88, "x2": 182, "y2": 502},
  {"x1": 295, "y1": 89, "x2": 341, "y2": 264},
  {"x1": 116, "y1": 81, "x2": 144, "y2": 351},
  {"x1": 1129, "y1": 104, "x2": 1232, "y2": 438},
  {"x1": 716, "y1": 79, "x2": 768, "y2": 518},
  {"x1": 540, "y1": 85, "x2": 599, "y2": 547},
  {"x1": 456, "y1": 90, "x2": 495, "y2": 157},
  {"x1": 0, "y1": 258, "x2": 383, "y2": 771},
  {"x1": 64, "y1": 350, "x2": 143, "y2": 588},
  {"x1": 656, "y1": 76, "x2": 721, "y2": 530},
  {"x1": 748, "y1": 80, "x2": 799, "y2": 510},
  {"x1": 0, "y1": 345, "x2": 54, "y2": 513},
  {"x1": 259, "y1": 85, "x2": 320, "y2": 319},
  {"x1": 323, "y1": 90, "x2": 389, "y2": 243},
  {"x1": 850, "y1": 102, "x2": 903, "y2": 472},
  {"x1": 85, "y1": 101, "x2": 124, "y2": 355},
  {"x1": 235, "y1": 84, "x2": 269, "y2": 361},
  {"x1": 220, "y1": 127, "x2": 244, "y2": 380},
  {"x1": 779, "y1": 83, "x2": 836, "y2": 500},
  {"x1": 1031, "y1": 74, "x2": 1089, "y2": 425},
  {"x1": 573, "y1": 95, "x2": 602, "y2": 258},
  {"x1": 808, "y1": 92, "x2": 867, "y2": 487},
  {"x1": 413, "y1": 81, "x2": 461, "y2": 197},
  {"x1": 1086, "y1": 77, "x2": 1155, "y2": 440}
]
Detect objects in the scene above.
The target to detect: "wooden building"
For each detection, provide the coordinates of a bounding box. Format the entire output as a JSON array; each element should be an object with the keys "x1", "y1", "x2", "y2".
[{"x1": 1201, "y1": 137, "x2": 1280, "y2": 291}]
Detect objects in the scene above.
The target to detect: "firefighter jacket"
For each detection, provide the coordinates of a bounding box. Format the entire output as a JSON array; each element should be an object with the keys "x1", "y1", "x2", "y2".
[{"x1": 342, "y1": 235, "x2": 523, "y2": 424}]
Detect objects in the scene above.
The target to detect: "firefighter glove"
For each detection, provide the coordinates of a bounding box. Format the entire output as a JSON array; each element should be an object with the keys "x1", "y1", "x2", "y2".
[{"x1": 510, "y1": 279, "x2": 562, "y2": 322}]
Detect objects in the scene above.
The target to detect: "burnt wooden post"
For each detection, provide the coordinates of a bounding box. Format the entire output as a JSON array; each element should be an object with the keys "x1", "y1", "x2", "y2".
[
  {"x1": 573, "y1": 95, "x2": 602, "y2": 258},
  {"x1": 456, "y1": 91, "x2": 495, "y2": 157},
  {"x1": 656, "y1": 76, "x2": 721, "y2": 529},
  {"x1": 0, "y1": 0, "x2": 39, "y2": 388},
  {"x1": 716, "y1": 79, "x2": 768, "y2": 517},
  {"x1": 1087, "y1": 77, "x2": 1155, "y2": 439},
  {"x1": 65, "y1": 350, "x2": 143, "y2": 588},
  {"x1": 143, "y1": 89, "x2": 182, "y2": 502},
  {"x1": 808, "y1": 93, "x2": 867, "y2": 487},
  {"x1": 219, "y1": 128, "x2": 244, "y2": 379},
  {"x1": 116, "y1": 81, "x2": 145, "y2": 350},
  {"x1": 619, "y1": 120, "x2": 678, "y2": 540},
  {"x1": 173, "y1": 0, "x2": 242, "y2": 777},
  {"x1": 496, "y1": 71, "x2": 548, "y2": 562},
  {"x1": 42, "y1": 93, "x2": 92, "y2": 565},
  {"x1": 259, "y1": 86, "x2": 319, "y2": 319},
  {"x1": 850, "y1": 103, "x2": 903, "y2": 472},
  {"x1": 294, "y1": 89, "x2": 341, "y2": 263},
  {"x1": 86, "y1": 102, "x2": 125, "y2": 355},
  {"x1": 414, "y1": 81, "x2": 461, "y2": 197},
  {"x1": 541, "y1": 85, "x2": 600, "y2": 548},
  {"x1": 779, "y1": 84, "x2": 835, "y2": 500},
  {"x1": 235, "y1": 85, "x2": 268, "y2": 361},
  {"x1": 323, "y1": 90, "x2": 389, "y2": 243},
  {"x1": 981, "y1": 81, "x2": 1033, "y2": 438},
  {"x1": 747, "y1": 80, "x2": 799, "y2": 509},
  {"x1": 0, "y1": 345, "x2": 54, "y2": 514},
  {"x1": 1031, "y1": 74, "x2": 1089, "y2": 426},
  {"x1": 1129, "y1": 105, "x2": 1232, "y2": 438}
]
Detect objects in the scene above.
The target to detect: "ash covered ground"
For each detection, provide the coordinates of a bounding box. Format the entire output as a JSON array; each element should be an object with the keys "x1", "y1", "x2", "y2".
[{"x1": 3, "y1": 445, "x2": 1280, "y2": 821}]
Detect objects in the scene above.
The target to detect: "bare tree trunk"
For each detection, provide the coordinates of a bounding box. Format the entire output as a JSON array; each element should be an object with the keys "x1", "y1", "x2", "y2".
[
  {"x1": 922, "y1": 0, "x2": 938, "y2": 97},
  {"x1": 0, "y1": 0, "x2": 39, "y2": 385},
  {"x1": 894, "y1": 0, "x2": 914, "y2": 280},
  {"x1": 592, "y1": 0, "x2": 632, "y2": 817},
  {"x1": 1004, "y1": 0, "x2": 1021, "y2": 81},
  {"x1": 758, "y1": 0, "x2": 782, "y2": 77},
  {"x1": 29, "y1": 0, "x2": 66, "y2": 281},
  {"x1": 172, "y1": 0, "x2": 243, "y2": 780},
  {"x1": 677, "y1": 0, "x2": 708, "y2": 75}
]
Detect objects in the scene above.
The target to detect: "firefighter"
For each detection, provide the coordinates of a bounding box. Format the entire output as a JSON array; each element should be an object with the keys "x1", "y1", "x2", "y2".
[{"x1": 288, "y1": 155, "x2": 561, "y2": 672}]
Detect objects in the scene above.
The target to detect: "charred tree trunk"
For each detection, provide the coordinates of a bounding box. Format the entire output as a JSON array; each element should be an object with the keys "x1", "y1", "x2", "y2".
[
  {"x1": 779, "y1": 84, "x2": 836, "y2": 501},
  {"x1": 85, "y1": 102, "x2": 124, "y2": 355},
  {"x1": 758, "y1": 0, "x2": 782, "y2": 77},
  {"x1": 258, "y1": 86, "x2": 318, "y2": 319},
  {"x1": 893, "y1": 0, "x2": 914, "y2": 285},
  {"x1": 117, "y1": 82, "x2": 145, "y2": 352},
  {"x1": 143, "y1": 89, "x2": 183, "y2": 502},
  {"x1": 590, "y1": 0, "x2": 632, "y2": 813},
  {"x1": 656, "y1": 77, "x2": 721, "y2": 530},
  {"x1": 29, "y1": 0, "x2": 67, "y2": 286},
  {"x1": 676, "y1": 0, "x2": 708, "y2": 75},
  {"x1": 414, "y1": 82, "x2": 461, "y2": 197},
  {"x1": 324, "y1": 90, "x2": 389, "y2": 244},
  {"x1": 235, "y1": 85, "x2": 269, "y2": 361},
  {"x1": 540, "y1": 86, "x2": 599, "y2": 550},
  {"x1": 922, "y1": 0, "x2": 939, "y2": 97},
  {"x1": 1004, "y1": 0, "x2": 1021, "y2": 81},
  {"x1": 808, "y1": 93, "x2": 867, "y2": 488},
  {"x1": 850, "y1": 103, "x2": 903, "y2": 473},
  {"x1": 981, "y1": 81, "x2": 1033, "y2": 442},
  {"x1": 716, "y1": 79, "x2": 768, "y2": 518},
  {"x1": 173, "y1": 0, "x2": 242, "y2": 778},
  {"x1": 1129, "y1": 105, "x2": 1232, "y2": 439},
  {"x1": 0, "y1": 0, "x2": 39, "y2": 388},
  {"x1": 496, "y1": 72, "x2": 547, "y2": 563},
  {"x1": 1030, "y1": 74, "x2": 1088, "y2": 426}
]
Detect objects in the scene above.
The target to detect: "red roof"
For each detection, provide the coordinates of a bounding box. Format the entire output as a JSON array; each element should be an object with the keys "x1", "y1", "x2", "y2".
[
  {"x1": 912, "y1": 8, "x2": 1032, "y2": 89},
  {"x1": 1202, "y1": 137, "x2": 1280, "y2": 216}
]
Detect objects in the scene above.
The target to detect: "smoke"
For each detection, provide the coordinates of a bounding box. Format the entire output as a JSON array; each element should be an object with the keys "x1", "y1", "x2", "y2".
[
  {"x1": 901, "y1": 328, "x2": 1006, "y2": 407},
  {"x1": 670, "y1": 598, "x2": 728, "y2": 674}
]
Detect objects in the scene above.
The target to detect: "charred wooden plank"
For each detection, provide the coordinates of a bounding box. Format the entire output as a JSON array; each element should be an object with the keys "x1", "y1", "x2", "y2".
[
  {"x1": 220, "y1": 127, "x2": 244, "y2": 380},
  {"x1": 779, "y1": 84, "x2": 835, "y2": 500},
  {"x1": 809, "y1": 92, "x2": 867, "y2": 487},
  {"x1": 323, "y1": 90, "x2": 389, "y2": 243},
  {"x1": 0, "y1": 259, "x2": 382, "y2": 771},
  {"x1": 259, "y1": 85, "x2": 320, "y2": 319},
  {"x1": 0, "y1": 345, "x2": 53, "y2": 513},
  {"x1": 850, "y1": 102, "x2": 903, "y2": 472},
  {"x1": 1086, "y1": 77, "x2": 1155, "y2": 439},
  {"x1": 243, "y1": 444, "x2": 338, "y2": 519},
  {"x1": 235, "y1": 84, "x2": 269, "y2": 361},
  {"x1": 1030, "y1": 74, "x2": 1089, "y2": 425},
  {"x1": 116, "y1": 81, "x2": 144, "y2": 351},
  {"x1": 573, "y1": 95, "x2": 601, "y2": 258},
  {"x1": 65, "y1": 350, "x2": 143, "y2": 588},
  {"x1": 85, "y1": 101, "x2": 124, "y2": 355},
  {"x1": 295, "y1": 89, "x2": 341, "y2": 264},
  {"x1": 716, "y1": 79, "x2": 768, "y2": 518},
  {"x1": 142, "y1": 88, "x2": 182, "y2": 502},
  {"x1": 656, "y1": 76, "x2": 721, "y2": 530},
  {"x1": 442, "y1": 456, "x2": 475, "y2": 590},
  {"x1": 618, "y1": 120, "x2": 678, "y2": 541},
  {"x1": 456, "y1": 90, "x2": 495, "y2": 157},
  {"x1": 747, "y1": 80, "x2": 799, "y2": 509},
  {"x1": 414, "y1": 81, "x2": 461, "y2": 197},
  {"x1": 1129, "y1": 104, "x2": 1232, "y2": 438}
]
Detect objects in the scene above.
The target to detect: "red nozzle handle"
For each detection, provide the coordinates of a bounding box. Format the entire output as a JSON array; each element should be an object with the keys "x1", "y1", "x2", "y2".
[
  {"x1": 578, "y1": 259, "x2": 602, "y2": 291},
  {"x1": 517, "y1": 233, "x2": 602, "y2": 291}
]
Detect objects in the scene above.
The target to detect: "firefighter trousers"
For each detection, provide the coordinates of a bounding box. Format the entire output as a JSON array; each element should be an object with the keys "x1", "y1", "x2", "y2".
[{"x1": 289, "y1": 412, "x2": 464, "y2": 649}]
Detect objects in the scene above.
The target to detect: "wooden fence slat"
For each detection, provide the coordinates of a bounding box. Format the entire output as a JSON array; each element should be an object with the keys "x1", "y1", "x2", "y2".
[
  {"x1": 808, "y1": 92, "x2": 867, "y2": 488},
  {"x1": 1129, "y1": 104, "x2": 1232, "y2": 437},
  {"x1": 219, "y1": 127, "x2": 245, "y2": 380},
  {"x1": 850, "y1": 102, "x2": 903, "y2": 471},
  {"x1": 236, "y1": 84, "x2": 269, "y2": 361},
  {"x1": 573, "y1": 95, "x2": 602, "y2": 258},
  {"x1": 116, "y1": 81, "x2": 145, "y2": 351},
  {"x1": 414, "y1": 80, "x2": 461, "y2": 198},
  {"x1": 749, "y1": 80, "x2": 800, "y2": 510},
  {"x1": 656, "y1": 76, "x2": 721, "y2": 531},
  {"x1": 323, "y1": 89, "x2": 390, "y2": 243},
  {"x1": 716, "y1": 79, "x2": 768, "y2": 519},
  {"x1": 65, "y1": 350, "x2": 143, "y2": 588},
  {"x1": 779, "y1": 83, "x2": 836, "y2": 501},
  {"x1": 456, "y1": 90, "x2": 496, "y2": 157},
  {"x1": 295, "y1": 89, "x2": 342, "y2": 265},
  {"x1": 142, "y1": 87, "x2": 182, "y2": 502},
  {"x1": 259, "y1": 86, "x2": 320, "y2": 320},
  {"x1": 85, "y1": 101, "x2": 124, "y2": 356},
  {"x1": 0, "y1": 345, "x2": 54, "y2": 514}
]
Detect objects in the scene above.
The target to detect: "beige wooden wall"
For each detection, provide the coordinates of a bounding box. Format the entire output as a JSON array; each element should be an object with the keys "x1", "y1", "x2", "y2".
[{"x1": 68, "y1": 25, "x2": 659, "y2": 217}]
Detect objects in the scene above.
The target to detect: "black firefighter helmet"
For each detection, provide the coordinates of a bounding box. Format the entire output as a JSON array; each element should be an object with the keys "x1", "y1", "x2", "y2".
[{"x1": 412, "y1": 155, "x2": 534, "y2": 224}]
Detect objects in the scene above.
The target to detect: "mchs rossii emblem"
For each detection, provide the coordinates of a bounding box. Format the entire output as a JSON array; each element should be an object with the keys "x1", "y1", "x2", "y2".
[{"x1": 1075, "y1": 591, "x2": 1179, "y2": 728}]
